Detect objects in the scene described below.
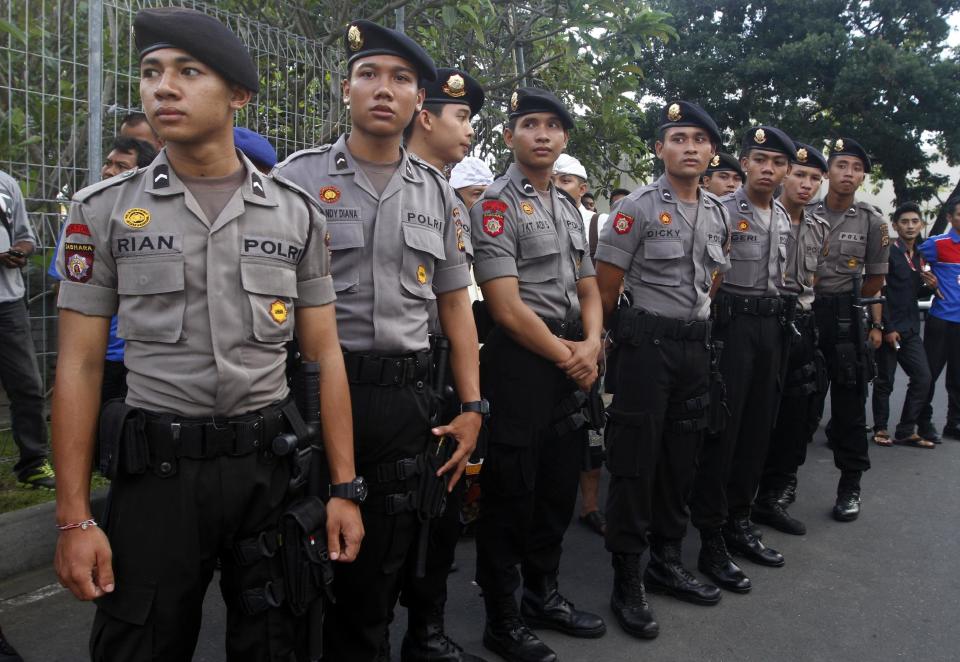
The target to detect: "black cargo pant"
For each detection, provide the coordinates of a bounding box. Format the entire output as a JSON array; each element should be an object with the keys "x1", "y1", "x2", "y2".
[
  {"x1": 872, "y1": 329, "x2": 931, "y2": 438},
  {"x1": 690, "y1": 307, "x2": 782, "y2": 529},
  {"x1": 813, "y1": 296, "x2": 871, "y2": 485},
  {"x1": 90, "y1": 421, "x2": 300, "y2": 661},
  {"x1": 760, "y1": 312, "x2": 821, "y2": 494},
  {"x1": 604, "y1": 330, "x2": 709, "y2": 554},
  {"x1": 475, "y1": 328, "x2": 583, "y2": 601},
  {"x1": 918, "y1": 315, "x2": 960, "y2": 430},
  {"x1": 324, "y1": 380, "x2": 434, "y2": 662}
]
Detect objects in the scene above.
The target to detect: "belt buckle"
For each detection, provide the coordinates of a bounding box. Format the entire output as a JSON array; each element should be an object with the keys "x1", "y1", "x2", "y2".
[{"x1": 204, "y1": 421, "x2": 236, "y2": 457}]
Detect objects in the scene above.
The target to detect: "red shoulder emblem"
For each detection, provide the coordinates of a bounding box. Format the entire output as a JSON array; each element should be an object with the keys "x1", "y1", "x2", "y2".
[
  {"x1": 613, "y1": 211, "x2": 635, "y2": 235},
  {"x1": 65, "y1": 223, "x2": 91, "y2": 237},
  {"x1": 482, "y1": 199, "x2": 508, "y2": 237}
]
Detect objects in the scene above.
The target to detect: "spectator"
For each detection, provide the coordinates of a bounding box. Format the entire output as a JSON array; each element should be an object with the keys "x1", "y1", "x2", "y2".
[
  {"x1": 449, "y1": 155, "x2": 493, "y2": 209},
  {"x1": 553, "y1": 153, "x2": 594, "y2": 245},
  {"x1": 0, "y1": 169, "x2": 53, "y2": 489},
  {"x1": 101, "y1": 136, "x2": 157, "y2": 179},
  {"x1": 917, "y1": 197, "x2": 960, "y2": 441},
  {"x1": 871, "y1": 202, "x2": 936, "y2": 448},
  {"x1": 582, "y1": 191, "x2": 597, "y2": 211},
  {"x1": 234, "y1": 127, "x2": 278, "y2": 174},
  {"x1": 119, "y1": 110, "x2": 163, "y2": 150}
]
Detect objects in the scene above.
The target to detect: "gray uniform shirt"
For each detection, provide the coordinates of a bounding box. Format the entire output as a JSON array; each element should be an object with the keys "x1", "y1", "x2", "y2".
[
  {"x1": 470, "y1": 163, "x2": 594, "y2": 321},
  {"x1": 720, "y1": 187, "x2": 790, "y2": 297},
  {"x1": 780, "y1": 206, "x2": 829, "y2": 310},
  {"x1": 595, "y1": 175, "x2": 729, "y2": 322},
  {"x1": 426, "y1": 171, "x2": 475, "y2": 334},
  {"x1": 0, "y1": 170, "x2": 37, "y2": 303},
  {"x1": 56, "y1": 150, "x2": 335, "y2": 417},
  {"x1": 808, "y1": 199, "x2": 889, "y2": 295},
  {"x1": 274, "y1": 135, "x2": 470, "y2": 354}
]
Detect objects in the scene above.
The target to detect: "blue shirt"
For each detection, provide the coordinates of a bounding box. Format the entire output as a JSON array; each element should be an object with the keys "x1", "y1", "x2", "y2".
[
  {"x1": 48, "y1": 235, "x2": 125, "y2": 362},
  {"x1": 919, "y1": 227, "x2": 960, "y2": 324}
]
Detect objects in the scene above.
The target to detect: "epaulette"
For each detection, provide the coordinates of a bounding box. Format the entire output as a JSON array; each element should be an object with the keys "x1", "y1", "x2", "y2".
[
  {"x1": 806, "y1": 208, "x2": 830, "y2": 227},
  {"x1": 274, "y1": 143, "x2": 333, "y2": 170},
  {"x1": 629, "y1": 182, "x2": 658, "y2": 201},
  {"x1": 701, "y1": 189, "x2": 724, "y2": 205},
  {"x1": 856, "y1": 200, "x2": 884, "y2": 219},
  {"x1": 72, "y1": 167, "x2": 142, "y2": 203},
  {"x1": 556, "y1": 187, "x2": 577, "y2": 207},
  {"x1": 271, "y1": 171, "x2": 322, "y2": 210},
  {"x1": 719, "y1": 191, "x2": 737, "y2": 204},
  {"x1": 483, "y1": 177, "x2": 509, "y2": 198}
]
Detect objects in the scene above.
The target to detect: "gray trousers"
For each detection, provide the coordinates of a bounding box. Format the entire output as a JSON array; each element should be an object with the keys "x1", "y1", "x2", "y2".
[
  {"x1": 0, "y1": 299, "x2": 48, "y2": 475},
  {"x1": 871, "y1": 329, "x2": 931, "y2": 439}
]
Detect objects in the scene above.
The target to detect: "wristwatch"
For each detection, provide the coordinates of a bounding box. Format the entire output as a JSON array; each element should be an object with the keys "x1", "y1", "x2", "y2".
[
  {"x1": 460, "y1": 399, "x2": 490, "y2": 419},
  {"x1": 870, "y1": 321, "x2": 884, "y2": 331},
  {"x1": 329, "y1": 476, "x2": 368, "y2": 504}
]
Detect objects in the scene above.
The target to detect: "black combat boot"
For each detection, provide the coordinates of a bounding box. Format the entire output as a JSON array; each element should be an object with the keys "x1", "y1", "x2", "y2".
[
  {"x1": 644, "y1": 538, "x2": 721, "y2": 605},
  {"x1": 521, "y1": 574, "x2": 606, "y2": 638},
  {"x1": 833, "y1": 471, "x2": 861, "y2": 522},
  {"x1": 402, "y1": 605, "x2": 488, "y2": 662},
  {"x1": 782, "y1": 473, "x2": 798, "y2": 505},
  {"x1": 483, "y1": 595, "x2": 557, "y2": 662},
  {"x1": 752, "y1": 488, "x2": 807, "y2": 535},
  {"x1": 610, "y1": 553, "x2": 659, "y2": 639},
  {"x1": 723, "y1": 516, "x2": 785, "y2": 567},
  {"x1": 697, "y1": 530, "x2": 751, "y2": 593}
]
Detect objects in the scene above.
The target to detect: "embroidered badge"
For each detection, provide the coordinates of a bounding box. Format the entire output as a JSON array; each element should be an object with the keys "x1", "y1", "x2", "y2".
[
  {"x1": 65, "y1": 223, "x2": 91, "y2": 237},
  {"x1": 64, "y1": 242, "x2": 94, "y2": 282},
  {"x1": 521, "y1": 201, "x2": 535, "y2": 215},
  {"x1": 417, "y1": 265, "x2": 428, "y2": 285},
  {"x1": 737, "y1": 220, "x2": 750, "y2": 232},
  {"x1": 123, "y1": 208, "x2": 150, "y2": 229},
  {"x1": 880, "y1": 223, "x2": 889, "y2": 247},
  {"x1": 320, "y1": 186, "x2": 341, "y2": 204},
  {"x1": 482, "y1": 200, "x2": 507, "y2": 237},
  {"x1": 613, "y1": 211, "x2": 634, "y2": 235},
  {"x1": 270, "y1": 300, "x2": 289, "y2": 324},
  {"x1": 659, "y1": 212, "x2": 672, "y2": 226},
  {"x1": 456, "y1": 225, "x2": 465, "y2": 252}
]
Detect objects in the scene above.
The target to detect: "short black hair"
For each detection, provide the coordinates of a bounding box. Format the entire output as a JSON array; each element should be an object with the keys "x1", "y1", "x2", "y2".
[
  {"x1": 943, "y1": 197, "x2": 960, "y2": 217},
  {"x1": 403, "y1": 102, "x2": 447, "y2": 141},
  {"x1": 582, "y1": 191, "x2": 595, "y2": 201},
  {"x1": 111, "y1": 135, "x2": 158, "y2": 168},
  {"x1": 120, "y1": 111, "x2": 149, "y2": 128},
  {"x1": 892, "y1": 201, "x2": 921, "y2": 223},
  {"x1": 610, "y1": 188, "x2": 630, "y2": 200}
]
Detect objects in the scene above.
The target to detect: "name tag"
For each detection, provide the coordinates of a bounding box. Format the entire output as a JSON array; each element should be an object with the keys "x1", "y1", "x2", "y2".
[
  {"x1": 113, "y1": 233, "x2": 181, "y2": 256},
  {"x1": 732, "y1": 233, "x2": 758, "y2": 242},
  {"x1": 405, "y1": 210, "x2": 444, "y2": 233},
  {"x1": 520, "y1": 219, "x2": 552, "y2": 235},
  {"x1": 242, "y1": 236, "x2": 304, "y2": 263},
  {"x1": 320, "y1": 207, "x2": 361, "y2": 220},
  {"x1": 839, "y1": 232, "x2": 865, "y2": 242}
]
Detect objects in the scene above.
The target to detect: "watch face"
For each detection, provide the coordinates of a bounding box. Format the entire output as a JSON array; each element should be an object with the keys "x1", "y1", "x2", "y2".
[{"x1": 354, "y1": 477, "x2": 368, "y2": 503}]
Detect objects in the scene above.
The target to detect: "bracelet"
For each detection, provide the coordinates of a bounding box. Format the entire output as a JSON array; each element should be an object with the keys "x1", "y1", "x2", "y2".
[{"x1": 57, "y1": 518, "x2": 98, "y2": 531}]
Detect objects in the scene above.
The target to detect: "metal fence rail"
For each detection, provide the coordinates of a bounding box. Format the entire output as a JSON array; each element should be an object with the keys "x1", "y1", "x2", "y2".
[{"x1": 0, "y1": 0, "x2": 347, "y2": 461}]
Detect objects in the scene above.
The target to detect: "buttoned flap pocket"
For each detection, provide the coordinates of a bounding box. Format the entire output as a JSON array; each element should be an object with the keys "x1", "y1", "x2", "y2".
[
  {"x1": 400, "y1": 223, "x2": 444, "y2": 299},
  {"x1": 240, "y1": 260, "x2": 297, "y2": 343},
  {"x1": 640, "y1": 238, "x2": 684, "y2": 286},
  {"x1": 518, "y1": 232, "x2": 560, "y2": 283},
  {"x1": 837, "y1": 239, "x2": 866, "y2": 273},
  {"x1": 706, "y1": 242, "x2": 727, "y2": 266},
  {"x1": 116, "y1": 256, "x2": 186, "y2": 343},
  {"x1": 569, "y1": 228, "x2": 586, "y2": 252},
  {"x1": 328, "y1": 221, "x2": 364, "y2": 293},
  {"x1": 724, "y1": 240, "x2": 762, "y2": 287},
  {"x1": 804, "y1": 253, "x2": 819, "y2": 272}
]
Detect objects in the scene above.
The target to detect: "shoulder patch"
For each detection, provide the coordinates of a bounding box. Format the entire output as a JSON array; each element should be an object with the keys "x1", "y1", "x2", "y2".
[
  {"x1": 274, "y1": 144, "x2": 334, "y2": 171},
  {"x1": 73, "y1": 166, "x2": 145, "y2": 203},
  {"x1": 481, "y1": 199, "x2": 507, "y2": 237},
  {"x1": 612, "y1": 211, "x2": 635, "y2": 235}
]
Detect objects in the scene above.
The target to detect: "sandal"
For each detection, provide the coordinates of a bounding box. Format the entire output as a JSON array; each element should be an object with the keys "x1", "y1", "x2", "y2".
[
  {"x1": 893, "y1": 434, "x2": 936, "y2": 449},
  {"x1": 579, "y1": 510, "x2": 607, "y2": 536},
  {"x1": 872, "y1": 430, "x2": 893, "y2": 446}
]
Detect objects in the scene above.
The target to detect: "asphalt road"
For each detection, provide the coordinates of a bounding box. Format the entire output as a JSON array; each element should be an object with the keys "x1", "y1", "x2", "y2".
[{"x1": 2, "y1": 368, "x2": 958, "y2": 662}]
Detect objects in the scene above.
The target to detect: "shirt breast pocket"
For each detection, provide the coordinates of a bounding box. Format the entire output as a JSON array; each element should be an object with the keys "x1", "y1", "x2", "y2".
[
  {"x1": 240, "y1": 260, "x2": 298, "y2": 343},
  {"x1": 640, "y1": 239, "x2": 684, "y2": 286},
  {"x1": 837, "y1": 240, "x2": 866, "y2": 274},
  {"x1": 116, "y1": 256, "x2": 186, "y2": 343},
  {"x1": 401, "y1": 223, "x2": 445, "y2": 299},
  {"x1": 725, "y1": 240, "x2": 762, "y2": 287},
  {"x1": 706, "y1": 242, "x2": 727, "y2": 267},
  {"x1": 518, "y1": 232, "x2": 560, "y2": 284},
  {"x1": 328, "y1": 221, "x2": 364, "y2": 293}
]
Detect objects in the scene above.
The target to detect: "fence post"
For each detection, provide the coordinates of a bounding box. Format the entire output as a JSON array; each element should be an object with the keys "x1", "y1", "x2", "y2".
[{"x1": 87, "y1": 0, "x2": 104, "y2": 184}]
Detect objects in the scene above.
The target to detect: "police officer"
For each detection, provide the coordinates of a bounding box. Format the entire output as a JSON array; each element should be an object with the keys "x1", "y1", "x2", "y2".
[
  {"x1": 399, "y1": 66, "x2": 486, "y2": 662},
  {"x1": 754, "y1": 143, "x2": 830, "y2": 535},
  {"x1": 595, "y1": 101, "x2": 728, "y2": 639},
  {"x1": 690, "y1": 126, "x2": 796, "y2": 589},
  {"x1": 807, "y1": 137, "x2": 888, "y2": 521},
  {"x1": 700, "y1": 152, "x2": 744, "y2": 197},
  {"x1": 51, "y1": 8, "x2": 363, "y2": 660},
  {"x1": 273, "y1": 22, "x2": 482, "y2": 662},
  {"x1": 471, "y1": 88, "x2": 605, "y2": 662}
]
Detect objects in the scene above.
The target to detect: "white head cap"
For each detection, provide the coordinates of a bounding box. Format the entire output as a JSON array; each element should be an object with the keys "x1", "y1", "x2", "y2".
[
  {"x1": 450, "y1": 156, "x2": 494, "y2": 189},
  {"x1": 553, "y1": 153, "x2": 588, "y2": 181}
]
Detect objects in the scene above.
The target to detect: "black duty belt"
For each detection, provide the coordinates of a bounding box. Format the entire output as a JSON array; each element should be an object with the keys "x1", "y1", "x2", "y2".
[
  {"x1": 142, "y1": 399, "x2": 290, "y2": 460},
  {"x1": 343, "y1": 350, "x2": 431, "y2": 387},
  {"x1": 541, "y1": 317, "x2": 585, "y2": 340},
  {"x1": 718, "y1": 292, "x2": 784, "y2": 317},
  {"x1": 616, "y1": 307, "x2": 711, "y2": 343},
  {"x1": 813, "y1": 294, "x2": 856, "y2": 313}
]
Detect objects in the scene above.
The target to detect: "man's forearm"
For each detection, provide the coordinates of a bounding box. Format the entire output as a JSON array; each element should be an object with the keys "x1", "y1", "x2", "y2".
[
  {"x1": 577, "y1": 277, "x2": 603, "y2": 341},
  {"x1": 438, "y1": 289, "x2": 480, "y2": 404},
  {"x1": 317, "y1": 351, "x2": 356, "y2": 485}
]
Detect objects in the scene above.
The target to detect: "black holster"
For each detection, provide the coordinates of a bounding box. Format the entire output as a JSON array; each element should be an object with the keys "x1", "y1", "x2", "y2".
[
  {"x1": 834, "y1": 342, "x2": 859, "y2": 387},
  {"x1": 278, "y1": 496, "x2": 335, "y2": 617},
  {"x1": 708, "y1": 340, "x2": 728, "y2": 434},
  {"x1": 473, "y1": 299, "x2": 495, "y2": 344},
  {"x1": 98, "y1": 400, "x2": 147, "y2": 479}
]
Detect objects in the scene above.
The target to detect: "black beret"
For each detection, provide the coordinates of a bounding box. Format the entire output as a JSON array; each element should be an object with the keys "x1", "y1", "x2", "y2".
[
  {"x1": 134, "y1": 7, "x2": 259, "y2": 93},
  {"x1": 705, "y1": 152, "x2": 744, "y2": 179},
  {"x1": 792, "y1": 142, "x2": 828, "y2": 172},
  {"x1": 345, "y1": 20, "x2": 437, "y2": 82},
  {"x1": 740, "y1": 125, "x2": 796, "y2": 159},
  {"x1": 827, "y1": 137, "x2": 872, "y2": 171},
  {"x1": 658, "y1": 101, "x2": 722, "y2": 145},
  {"x1": 423, "y1": 68, "x2": 485, "y2": 117},
  {"x1": 508, "y1": 87, "x2": 575, "y2": 129}
]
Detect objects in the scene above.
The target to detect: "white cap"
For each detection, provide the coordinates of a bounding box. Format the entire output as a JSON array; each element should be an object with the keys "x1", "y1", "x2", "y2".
[
  {"x1": 553, "y1": 153, "x2": 588, "y2": 181},
  {"x1": 450, "y1": 156, "x2": 494, "y2": 189}
]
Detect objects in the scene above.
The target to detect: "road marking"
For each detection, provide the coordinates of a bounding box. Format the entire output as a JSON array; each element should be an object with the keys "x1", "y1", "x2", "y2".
[{"x1": 0, "y1": 583, "x2": 65, "y2": 610}]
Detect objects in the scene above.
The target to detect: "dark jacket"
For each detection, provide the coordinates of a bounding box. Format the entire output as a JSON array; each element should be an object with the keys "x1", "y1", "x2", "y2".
[{"x1": 881, "y1": 239, "x2": 930, "y2": 336}]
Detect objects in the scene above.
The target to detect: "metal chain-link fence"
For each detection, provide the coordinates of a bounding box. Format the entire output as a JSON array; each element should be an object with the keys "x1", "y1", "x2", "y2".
[{"x1": 0, "y1": 0, "x2": 348, "y2": 461}]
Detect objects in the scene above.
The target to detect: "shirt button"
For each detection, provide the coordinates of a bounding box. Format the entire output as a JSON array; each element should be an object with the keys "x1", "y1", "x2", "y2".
[{"x1": 159, "y1": 461, "x2": 173, "y2": 475}]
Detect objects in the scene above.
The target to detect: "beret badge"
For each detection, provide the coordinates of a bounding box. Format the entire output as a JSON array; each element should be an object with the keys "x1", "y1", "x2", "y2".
[
  {"x1": 796, "y1": 147, "x2": 808, "y2": 163},
  {"x1": 834, "y1": 138, "x2": 844, "y2": 152},
  {"x1": 510, "y1": 91, "x2": 519, "y2": 111},
  {"x1": 710, "y1": 155, "x2": 720, "y2": 167},
  {"x1": 754, "y1": 128, "x2": 766, "y2": 144},
  {"x1": 347, "y1": 25, "x2": 363, "y2": 51},
  {"x1": 442, "y1": 73, "x2": 466, "y2": 98},
  {"x1": 667, "y1": 103, "x2": 681, "y2": 122}
]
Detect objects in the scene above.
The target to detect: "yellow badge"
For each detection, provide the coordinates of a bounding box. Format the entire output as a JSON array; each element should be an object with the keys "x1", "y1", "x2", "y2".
[
  {"x1": 456, "y1": 226, "x2": 465, "y2": 252},
  {"x1": 880, "y1": 222, "x2": 890, "y2": 247},
  {"x1": 320, "y1": 185, "x2": 341, "y2": 204},
  {"x1": 659, "y1": 211, "x2": 672, "y2": 226},
  {"x1": 737, "y1": 219, "x2": 750, "y2": 232},
  {"x1": 667, "y1": 103, "x2": 682, "y2": 122},
  {"x1": 834, "y1": 138, "x2": 845, "y2": 152},
  {"x1": 847, "y1": 257, "x2": 859, "y2": 269},
  {"x1": 754, "y1": 128, "x2": 766, "y2": 144},
  {"x1": 711, "y1": 268, "x2": 719, "y2": 280},
  {"x1": 348, "y1": 25, "x2": 363, "y2": 51},
  {"x1": 417, "y1": 264, "x2": 427, "y2": 285},
  {"x1": 123, "y1": 207, "x2": 150, "y2": 229},
  {"x1": 520, "y1": 201, "x2": 535, "y2": 215},
  {"x1": 796, "y1": 147, "x2": 808, "y2": 163},
  {"x1": 442, "y1": 74, "x2": 466, "y2": 98},
  {"x1": 270, "y1": 299, "x2": 289, "y2": 324},
  {"x1": 710, "y1": 155, "x2": 720, "y2": 168},
  {"x1": 510, "y1": 91, "x2": 519, "y2": 111}
]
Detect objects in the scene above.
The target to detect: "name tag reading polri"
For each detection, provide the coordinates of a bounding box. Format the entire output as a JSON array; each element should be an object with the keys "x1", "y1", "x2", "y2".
[{"x1": 242, "y1": 236, "x2": 304, "y2": 263}]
